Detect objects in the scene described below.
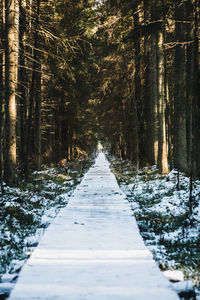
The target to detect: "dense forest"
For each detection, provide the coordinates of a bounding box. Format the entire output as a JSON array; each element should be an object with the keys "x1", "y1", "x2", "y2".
[
  {"x1": 0, "y1": 1, "x2": 200, "y2": 298},
  {"x1": 0, "y1": 0, "x2": 200, "y2": 184}
]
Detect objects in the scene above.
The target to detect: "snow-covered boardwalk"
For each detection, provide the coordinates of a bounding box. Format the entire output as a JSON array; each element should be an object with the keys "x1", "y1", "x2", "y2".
[{"x1": 9, "y1": 154, "x2": 178, "y2": 300}]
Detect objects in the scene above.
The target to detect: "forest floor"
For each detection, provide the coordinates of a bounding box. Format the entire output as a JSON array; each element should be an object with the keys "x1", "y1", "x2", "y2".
[
  {"x1": 0, "y1": 157, "x2": 94, "y2": 299},
  {"x1": 8, "y1": 153, "x2": 178, "y2": 299},
  {"x1": 0, "y1": 154, "x2": 199, "y2": 299},
  {"x1": 109, "y1": 156, "x2": 200, "y2": 300}
]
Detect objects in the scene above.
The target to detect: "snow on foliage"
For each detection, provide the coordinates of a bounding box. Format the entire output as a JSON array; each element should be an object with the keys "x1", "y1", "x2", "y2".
[
  {"x1": 109, "y1": 156, "x2": 200, "y2": 299},
  {"x1": 0, "y1": 158, "x2": 93, "y2": 299}
]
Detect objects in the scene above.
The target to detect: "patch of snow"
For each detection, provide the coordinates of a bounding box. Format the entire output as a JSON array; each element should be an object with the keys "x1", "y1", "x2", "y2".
[
  {"x1": 9, "y1": 260, "x2": 25, "y2": 274},
  {"x1": 55, "y1": 193, "x2": 69, "y2": 202},
  {"x1": 130, "y1": 202, "x2": 140, "y2": 211},
  {"x1": 23, "y1": 235, "x2": 40, "y2": 248},
  {"x1": 172, "y1": 280, "x2": 195, "y2": 293},
  {"x1": 1, "y1": 274, "x2": 16, "y2": 283},
  {"x1": 0, "y1": 283, "x2": 14, "y2": 295},
  {"x1": 150, "y1": 196, "x2": 186, "y2": 216},
  {"x1": 163, "y1": 270, "x2": 184, "y2": 282}
]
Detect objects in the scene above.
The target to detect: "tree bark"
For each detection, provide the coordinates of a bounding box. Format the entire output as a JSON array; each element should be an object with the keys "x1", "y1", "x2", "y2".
[
  {"x1": 149, "y1": 33, "x2": 158, "y2": 165},
  {"x1": 133, "y1": 9, "x2": 140, "y2": 169},
  {"x1": 157, "y1": 30, "x2": 169, "y2": 174},
  {"x1": 4, "y1": 0, "x2": 17, "y2": 185},
  {"x1": 34, "y1": 0, "x2": 42, "y2": 170},
  {"x1": 174, "y1": 4, "x2": 187, "y2": 172},
  {"x1": 129, "y1": 86, "x2": 139, "y2": 168},
  {"x1": 26, "y1": 0, "x2": 41, "y2": 171},
  {"x1": 0, "y1": 2, "x2": 4, "y2": 188},
  {"x1": 18, "y1": 0, "x2": 28, "y2": 172},
  {"x1": 192, "y1": 0, "x2": 200, "y2": 177},
  {"x1": 185, "y1": 0, "x2": 194, "y2": 176},
  {"x1": 144, "y1": 29, "x2": 155, "y2": 165}
]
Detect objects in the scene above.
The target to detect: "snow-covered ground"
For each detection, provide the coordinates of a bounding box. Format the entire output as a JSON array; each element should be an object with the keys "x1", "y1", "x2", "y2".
[
  {"x1": 0, "y1": 158, "x2": 93, "y2": 299},
  {"x1": 9, "y1": 153, "x2": 179, "y2": 299},
  {"x1": 1, "y1": 154, "x2": 199, "y2": 299},
  {"x1": 109, "y1": 158, "x2": 200, "y2": 300}
]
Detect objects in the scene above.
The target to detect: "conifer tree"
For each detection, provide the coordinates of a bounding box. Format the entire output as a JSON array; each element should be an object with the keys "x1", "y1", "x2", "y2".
[{"x1": 4, "y1": 0, "x2": 18, "y2": 185}]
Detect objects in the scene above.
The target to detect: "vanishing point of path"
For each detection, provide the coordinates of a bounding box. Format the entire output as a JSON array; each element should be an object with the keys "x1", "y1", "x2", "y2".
[{"x1": 9, "y1": 154, "x2": 179, "y2": 300}]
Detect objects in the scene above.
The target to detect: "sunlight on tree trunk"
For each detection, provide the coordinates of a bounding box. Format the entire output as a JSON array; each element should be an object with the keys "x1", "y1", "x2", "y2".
[
  {"x1": 4, "y1": 0, "x2": 17, "y2": 185},
  {"x1": 157, "y1": 31, "x2": 169, "y2": 174}
]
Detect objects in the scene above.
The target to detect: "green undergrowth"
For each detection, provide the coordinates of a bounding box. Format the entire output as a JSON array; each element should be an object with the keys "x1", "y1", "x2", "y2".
[
  {"x1": 108, "y1": 155, "x2": 200, "y2": 296},
  {"x1": 0, "y1": 157, "x2": 94, "y2": 287}
]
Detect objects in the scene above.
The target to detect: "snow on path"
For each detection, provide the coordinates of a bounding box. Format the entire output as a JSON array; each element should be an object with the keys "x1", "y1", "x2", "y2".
[{"x1": 9, "y1": 154, "x2": 178, "y2": 300}]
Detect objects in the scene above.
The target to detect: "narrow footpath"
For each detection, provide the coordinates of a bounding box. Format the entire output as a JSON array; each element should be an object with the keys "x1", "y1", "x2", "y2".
[{"x1": 9, "y1": 154, "x2": 179, "y2": 300}]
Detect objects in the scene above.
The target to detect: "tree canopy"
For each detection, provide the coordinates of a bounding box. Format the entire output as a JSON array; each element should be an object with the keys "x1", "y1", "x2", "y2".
[{"x1": 0, "y1": 0, "x2": 200, "y2": 185}]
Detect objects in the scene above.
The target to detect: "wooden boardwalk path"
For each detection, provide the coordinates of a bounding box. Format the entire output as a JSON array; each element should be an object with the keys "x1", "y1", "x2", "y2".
[{"x1": 9, "y1": 154, "x2": 179, "y2": 299}]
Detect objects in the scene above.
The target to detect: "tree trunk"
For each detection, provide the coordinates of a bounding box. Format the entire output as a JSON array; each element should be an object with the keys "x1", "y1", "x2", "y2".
[
  {"x1": 133, "y1": 10, "x2": 140, "y2": 169},
  {"x1": 149, "y1": 33, "x2": 158, "y2": 165},
  {"x1": 166, "y1": 73, "x2": 173, "y2": 170},
  {"x1": 174, "y1": 4, "x2": 187, "y2": 172},
  {"x1": 34, "y1": 0, "x2": 42, "y2": 170},
  {"x1": 34, "y1": 63, "x2": 42, "y2": 170},
  {"x1": 144, "y1": 30, "x2": 155, "y2": 165},
  {"x1": 185, "y1": 0, "x2": 194, "y2": 176},
  {"x1": 128, "y1": 79, "x2": 139, "y2": 168},
  {"x1": 18, "y1": 0, "x2": 28, "y2": 173},
  {"x1": 26, "y1": 0, "x2": 41, "y2": 171},
  {"x1": 157, "y1": 30, "x2": 169, "y2": 174},
  {"x1": 192, "y1": 0, "x2": 200, "y2": 177},
  {"x1": 4, "y1": 0, "x2": 17, "y2": 185},
  {"x1": 0, "y1": 2, "x2": 4, "y2": 188}
]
